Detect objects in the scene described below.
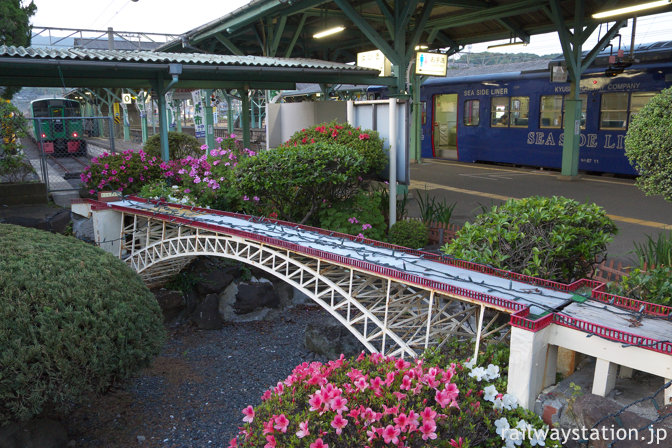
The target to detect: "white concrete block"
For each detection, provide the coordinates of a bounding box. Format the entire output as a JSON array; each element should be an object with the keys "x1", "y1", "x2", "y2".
[{"x1": 592, "y1": 358, "x2": 618, "y2": 397}]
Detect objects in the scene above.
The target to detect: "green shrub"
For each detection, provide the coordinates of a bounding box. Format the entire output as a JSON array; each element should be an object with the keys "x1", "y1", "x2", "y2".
[
  {"x1": 625, "y1": 87, "x2": 672, "y2": 201},
  {"x1": 235, "y1": 142, "x2": 365, "y2": 224},
  {"x1": 318, "y1": 191, "x2": 387, "y2": 241},
  {"x1": 0, "y1": 101, "x2": 28, "y2": 156},
  {"x1": 442, "y1": 196, "x2": 617, "y2": 283},
  {"x1": 0, "y1": 154, "x2": 35, "y2": 182},
  {"x1": 0, "y1": 224, "x2": 166, "y2": 425},
  {"x1": 143, "y1": 131, "x2": 202, "y2": 160},
  {"x1": 415, "y1": 188, "x2": 457, "y2": 226},
  {"x1": 284, "y1": 121, "x2": 387, "y2": 175},
  {"x1": 389, "y1": 219, "x2": 429, "y2": 248},
  {"x1": 608, "y1": 265, "x2": 672, "y2": 305}
]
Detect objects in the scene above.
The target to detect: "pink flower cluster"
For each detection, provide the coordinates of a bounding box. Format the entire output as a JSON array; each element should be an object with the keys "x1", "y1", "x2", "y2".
[
  {"x1": 230, "y1": 352, "x2": 462, "y2": 448},
  {"x1": 81, "y1": 149, "x2": 170, "y2": 194}
]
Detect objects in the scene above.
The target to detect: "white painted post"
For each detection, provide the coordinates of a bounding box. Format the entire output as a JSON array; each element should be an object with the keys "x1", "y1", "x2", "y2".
[
  {"x1": 388, "y1": 98, "x2": 397, "y2": 229},
  {"x1": 424, "y1": 291, "x2": 435, "y2": 349},
  {"x1": 592, "y1": 358, "x2": 618, "y2": 397},
  {"x1": 381, "y1": 279, "x2": 392, "y2": 354},
  {"x1": 473, "y1": 305, "x2": 485, "y2": 364},
  {"x1": 346, "y1": 100, "x2": 354, "y2": 125},
  {"x1": 619, "y1": 366, "x2": 634, "y2": 379},
  {"x1": 92, "y1": 210, "x2": 123, "y2": 256},
  {"x1": 665, "y1": 379, "x2": 672, "y2": 406},
  {"x1": 507, "y1": 325, "x2": 553, "y2": 409}
]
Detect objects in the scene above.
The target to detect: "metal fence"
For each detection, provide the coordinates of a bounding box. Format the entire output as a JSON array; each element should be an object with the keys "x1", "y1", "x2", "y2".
[{"x1": 30, "y1": 116, "x2": 115, "y2": 194}]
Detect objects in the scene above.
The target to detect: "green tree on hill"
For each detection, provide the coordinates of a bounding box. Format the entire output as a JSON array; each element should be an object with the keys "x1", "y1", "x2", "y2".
[{"x1": 0, "y1": 0, "x2": 37, "y2": 100}]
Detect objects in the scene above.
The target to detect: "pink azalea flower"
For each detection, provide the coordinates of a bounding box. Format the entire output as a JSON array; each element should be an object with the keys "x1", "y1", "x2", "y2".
[
  {"x1": 296, "y1": 420, "x2": 310, "y2": 439},
  {"x1": 362, "y1": 223, "x2": 372, "y2": 230},
  {"x1": 435, "y1": 383, "x2": 460, "y2": 408},
  {"x1": 261, "y1": 390, "x2": 272, "y2": 401},
  {"x1": 394, "y1": 413, "x2": 409, "y2": 431},
  {"x1": 262, "y1": 419, "x2": 275, "y2": 435},
  {"x1": 348, "y1": 216, "x2": 359, "y2": 224},
  {"x1": 354, "y1": 376, "x2": 369, "y2": 392},
  {"x1": 309, "y1": 438, "x2": 328, "y2": 448},
  {"x1": 308, "y1": 393, "x2": 324, "y2": 412},
  {"x1": 330, "y1": 414, "x2": 348, "y2": 435},
  {"x1": 228, "y1": 437, "x2": 237, "y2": 447},
  {"x1": 330, "y1": 395, "x2": 348, "y2": 413},
  {"x1": 274, "y1": 414, "x2": 289, "y2": 433},
  {"x1": 264, "y1": 434, "x2": 276, "y2": 448},
  {"x1": 242, "y1": 405, "x2": 255, "y2": 423},
  {"x1": 420, "y1": 407, "x2": 437, "y2": 422},
  {"x1": 381, "y1": 425, "x2": 401, "y2": 444},
  {"x1": 419, "y1": 420, "x2": 437, "y2": 441}
]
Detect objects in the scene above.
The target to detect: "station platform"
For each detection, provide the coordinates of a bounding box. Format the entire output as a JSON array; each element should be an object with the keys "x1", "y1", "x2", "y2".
[{"x1": 408, "y1": 159, "x2": 672, "y2": 262}]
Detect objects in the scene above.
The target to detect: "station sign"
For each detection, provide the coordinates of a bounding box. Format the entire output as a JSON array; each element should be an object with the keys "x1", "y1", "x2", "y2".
[
  {"x1": 356, "y1": 49, "x2": 392, "y2": 77},
  {"x1": 122, "y1": 93, "x2": 133, "y2": 104},
  {"x1": 415, "y1": 52, "x2": 447, "y2": 77}
]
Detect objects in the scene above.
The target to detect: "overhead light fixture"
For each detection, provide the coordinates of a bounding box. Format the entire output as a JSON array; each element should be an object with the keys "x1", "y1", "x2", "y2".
[
  {"x1": 415, "y1": 45, "x2": 429, "y2": 50},
  {"x1": 313, "y1": 26, "x2": 345, "y2": 39},
  {"x1": 487, "y1": 39, "x2": 528, "y2": 50},
  {"x1": 592, "y1": 0, "x2": 672, "y2": 18}
]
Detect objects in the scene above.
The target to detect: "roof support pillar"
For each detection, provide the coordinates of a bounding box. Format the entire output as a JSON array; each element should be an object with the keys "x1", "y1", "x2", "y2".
[
  {"x1": 204, "y1": 89, "x2": 215, "y2": 152},
  {"x1": 241, "y1": 88, "x2": 251, "y2": 149},
  {"x1": 225, "y1": 93, "x2": 234, "y2": 135},
  {"x1": 153, "y1": 82, "x2": 170, "y2": 161},
  {"x1": 174, "y1": 99, "x2": 182, "y2": 133},
  {"x1": 547, "y1": 0, "x2": 625, "y2": 178}
]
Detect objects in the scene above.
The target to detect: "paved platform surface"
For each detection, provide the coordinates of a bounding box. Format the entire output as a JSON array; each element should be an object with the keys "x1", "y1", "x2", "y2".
[{"x1": 408, "y1": 159, "x2": 672, "y2": 263}]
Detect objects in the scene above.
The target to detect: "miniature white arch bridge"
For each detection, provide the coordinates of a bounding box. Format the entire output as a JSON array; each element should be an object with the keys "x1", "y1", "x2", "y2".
[{"x1": 72, "y1": 197, "x2": 672, "y2": 409}]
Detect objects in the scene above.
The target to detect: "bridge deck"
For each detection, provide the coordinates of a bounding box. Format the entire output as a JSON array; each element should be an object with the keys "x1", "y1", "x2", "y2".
[{"x1": 115, "y1": 198, "x2": 575, "y2": 316}]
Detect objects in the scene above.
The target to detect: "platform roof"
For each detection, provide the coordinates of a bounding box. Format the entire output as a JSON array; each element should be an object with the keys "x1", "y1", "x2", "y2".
[
  {"x1": 157, "y1": 0, "x2": 672, "y2": 62},
  {"x1": 0, "y1": 45, "x2": 385, "y2": 91}
]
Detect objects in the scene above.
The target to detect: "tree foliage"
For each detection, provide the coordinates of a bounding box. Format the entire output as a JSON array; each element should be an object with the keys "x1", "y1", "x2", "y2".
[
  {"x1": 625, "y1": 87, "x2": 672, "y2": 202},
  {"x1": 0, "y1": 1, "x2": 37, "y2": 100}
]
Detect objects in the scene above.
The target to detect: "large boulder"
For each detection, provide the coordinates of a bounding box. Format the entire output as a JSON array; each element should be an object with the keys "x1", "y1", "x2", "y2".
[
  {"x1": 195, "y1": 266, "x2": 238, "y2": 295},
  {"x1": 233, "y1": 280, "x2": 279, "y2": 314},
  {"x1": 304, "y1": 320, "x2": 364, "y2": 359},
  {"x1": 153, "y1": 289, "x2": 185, "y2": 322},
  {"x1": 190, "y1": 293, "x2": 223, "y2": 330}
]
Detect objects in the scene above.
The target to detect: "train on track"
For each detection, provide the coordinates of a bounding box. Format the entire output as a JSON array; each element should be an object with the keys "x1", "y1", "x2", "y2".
[
  {"x1": 370, "y1": 41, "x2": 672, "y2": 175},
  {"x1": 30, "y1": 98, "x2": 87, "y2": 156}
]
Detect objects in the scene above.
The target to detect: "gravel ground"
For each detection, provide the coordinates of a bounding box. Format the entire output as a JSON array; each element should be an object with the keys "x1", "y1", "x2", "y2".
[{"x1": 65, "y1": 305, "x2": 332, "y2": 447}]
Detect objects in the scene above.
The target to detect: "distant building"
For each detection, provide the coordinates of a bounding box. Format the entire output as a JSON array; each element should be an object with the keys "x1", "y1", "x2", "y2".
[{"x1": 73, "y1": 38, "x2": 162, "y2": 51}]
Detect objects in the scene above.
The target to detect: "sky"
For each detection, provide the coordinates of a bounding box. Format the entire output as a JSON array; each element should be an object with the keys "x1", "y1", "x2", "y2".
[{"x1": 29, "y1": 0, "x2": 672, "y2": 56}]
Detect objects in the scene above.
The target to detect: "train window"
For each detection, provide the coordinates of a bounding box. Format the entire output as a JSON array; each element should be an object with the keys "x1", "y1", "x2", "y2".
[
  {"x1": 421, "y1": 101, "x2": 427, "y2": 125},
  {"x1": 540, "y1": 95, "x2": 563, "y2": 128},
  {"x1": 629, "y1": 91, "x2": 658, "y2": 124},
  {"x1": 562, "y1": 94, "x2": 587, "y2": 129},
  {"x1": 600, "y1": 92, "x2": 628, "y2": 130},
  {"x1": 510, "y1": 97, "x2": 529, "y2": 127},
  {"x1": 491, "y1": 97, "x2": 509, "y2": 127},
  {"x1": 464, "y1": 99, "x2": 480, "y2": 126}
]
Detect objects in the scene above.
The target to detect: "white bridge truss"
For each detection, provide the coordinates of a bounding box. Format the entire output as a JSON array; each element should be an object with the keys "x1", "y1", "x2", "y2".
[{"x1": 120, "y1": 211, "x2": 510, "y2": 359}]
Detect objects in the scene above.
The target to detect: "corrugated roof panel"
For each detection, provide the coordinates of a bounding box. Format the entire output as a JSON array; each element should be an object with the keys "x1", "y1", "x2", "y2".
[{"x1": 0, "y1": 45, "x2": 372, "y2": 72}]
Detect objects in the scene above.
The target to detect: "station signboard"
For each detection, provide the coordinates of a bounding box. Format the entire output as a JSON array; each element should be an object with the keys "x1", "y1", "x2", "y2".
[
  {"x1": 415, "y1": 52, "x2": 447, "y2": 77},
  {"x1": 357, "y1": 49, "x2": 392, "y2": 77}
]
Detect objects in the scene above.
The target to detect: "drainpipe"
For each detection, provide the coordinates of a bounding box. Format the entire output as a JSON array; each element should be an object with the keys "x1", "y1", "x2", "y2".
[{"x1": 155, "y1": 64, "x2": 182, "y2": 161}]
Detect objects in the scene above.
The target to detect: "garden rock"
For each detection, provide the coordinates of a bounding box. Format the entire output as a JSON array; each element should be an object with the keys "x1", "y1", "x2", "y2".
[
  {"x1": 195, "y1": 267, "x2": 237, "y2": 295},
  {"x1": 70, "y1": 213, "x2": 94, "y2": 242},
  {"x1": 0, "y1": 418, "x2": 68, "y2": 448},
  {"x1": 191, "y1": 293, "x2": 223, "y2": 330},
  {"x1": 154, "y1": 289, "x2": 185, "y2": 322},
  {"x1": 233, "y1": 281, "x2": 279, "y2": 314},
  {"x1": 304, "y1": 320, "x2": 364, "y2": 359}
]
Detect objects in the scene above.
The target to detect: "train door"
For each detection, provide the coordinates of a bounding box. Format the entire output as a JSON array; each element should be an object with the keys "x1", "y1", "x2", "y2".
[{"x1": 432, "y1": 94, "x2": 458, "y2": 159}]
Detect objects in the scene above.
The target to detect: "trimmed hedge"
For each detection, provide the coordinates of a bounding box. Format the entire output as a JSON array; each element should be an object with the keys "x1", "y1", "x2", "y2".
[
  {"x1": 442, "y1": 196, "x2": 617, "y2": 283},
  {"x1": 0, "y1": 224, "x2": 166, "y2": 425},
  {"x1": 389, "y1": 219, "x2": 429, "y2": 249},
  {"x1": 143, "y1": 131, "x2": 202, "y2": 160}
]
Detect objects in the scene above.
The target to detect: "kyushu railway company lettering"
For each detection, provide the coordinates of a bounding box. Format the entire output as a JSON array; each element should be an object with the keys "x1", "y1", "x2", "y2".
[{"x1": 526, "y1": 131, "x2": 625, "y2": 150}]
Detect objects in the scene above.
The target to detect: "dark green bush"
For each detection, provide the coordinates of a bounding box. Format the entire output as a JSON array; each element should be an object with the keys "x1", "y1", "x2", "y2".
[
  {"x1": 0, "y1": 101, "x2": 27, "y2": 156},
  {"x1": 0, "y1": 224, "x2": 166, "y2": 425},
  {"x1": 442, "y1": 196, "x2": 617, "y2": 283},
  {"x1": 625, "y1": 87, "x2": 672, "y2": 202},
  {"x1": 317, "y1": 190, "x2": 387, "y2": 241},
  {"x1": 388, "y1": 219, "x2": 429, "y2": 248},
  {"x1": 283, "y1": 121, "x2": 387, "y2": 175},
  {"x1": 0, "y1": 154, "x2": 35, "y2": 182},
  {"x1": 608, "y1": 265, "x2": 672, "y2": 305},
  {"x1": 235, "y1": 142, "x2": 365, "y2": 224},
  {"x1": 143, "y1": 131, "x2": 202, "y2": 160}
]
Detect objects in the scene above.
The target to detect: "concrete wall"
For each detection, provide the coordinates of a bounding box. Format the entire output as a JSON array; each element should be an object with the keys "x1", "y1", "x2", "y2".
[{"x1": 266, "y1": 102, "x2": 347, "y2": 149}]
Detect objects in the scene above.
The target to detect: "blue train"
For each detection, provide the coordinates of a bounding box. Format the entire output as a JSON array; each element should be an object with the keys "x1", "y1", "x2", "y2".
[{"x1": 415, "y1": 41, "x2": 672, "y2": 175}]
